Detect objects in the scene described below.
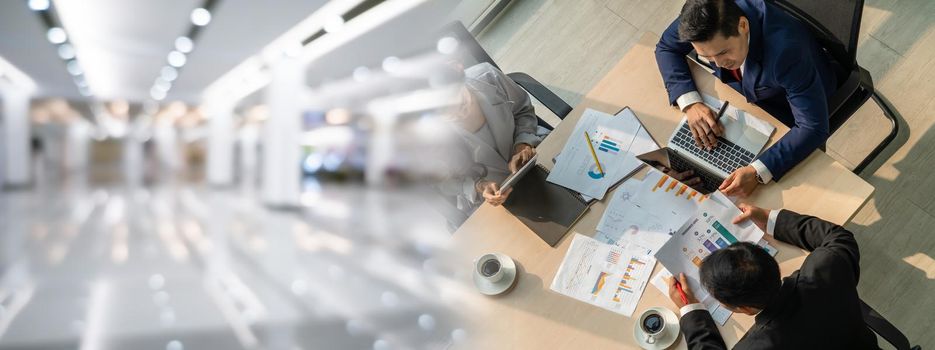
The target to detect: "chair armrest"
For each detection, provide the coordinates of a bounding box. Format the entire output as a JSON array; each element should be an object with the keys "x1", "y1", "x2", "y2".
[
  {"x1": 861, "y1": 299, "x2": 911, "y2": 350},
  {"x1": 506, "y1": 72, "x2": 573, "y2": 120}
]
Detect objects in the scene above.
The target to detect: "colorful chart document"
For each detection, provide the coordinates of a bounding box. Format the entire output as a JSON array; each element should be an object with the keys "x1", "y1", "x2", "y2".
[
  {"x1": 547, "y1": 108, "x2": 654, "y2": 200},
  {"x1": 652, "y1": 197, "x2": 766, "y2": 325},
  {"x1": 551, "y1": 234, "x2": 655, "y2": 317},
  {"x1": 596, "y1": 170, "x2": 735, "y2": 255}
]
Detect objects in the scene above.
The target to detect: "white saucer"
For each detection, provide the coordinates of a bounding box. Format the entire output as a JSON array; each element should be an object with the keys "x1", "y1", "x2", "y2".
[
  {"x1": 472, "y1": 253, "x2": 517, "y2": 296},
  {"x1": 633, "y1": 307, "x2": 680, "y2": 350}
]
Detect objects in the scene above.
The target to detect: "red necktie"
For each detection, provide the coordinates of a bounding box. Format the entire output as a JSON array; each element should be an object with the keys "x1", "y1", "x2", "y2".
[{"x1": 730, "y1": 68, "x2": 743, "y2": 82}]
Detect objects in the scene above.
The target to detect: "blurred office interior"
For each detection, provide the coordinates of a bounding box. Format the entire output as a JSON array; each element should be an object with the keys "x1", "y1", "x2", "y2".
[{"x1": 0, "y1": 0, "x2": 497, "y2": 349}]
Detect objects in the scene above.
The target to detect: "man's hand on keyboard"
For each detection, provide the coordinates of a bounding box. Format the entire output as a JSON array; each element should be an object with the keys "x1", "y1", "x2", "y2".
[
  {"x1": 685, "y1": 102, "x2": 724, "y2": 151},
  {"x1": 720, "y1": 165, "x2": 759, "y2": 197}
]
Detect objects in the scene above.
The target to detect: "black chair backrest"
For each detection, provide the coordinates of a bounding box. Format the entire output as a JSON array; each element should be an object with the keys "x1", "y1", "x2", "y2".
[
  {"x1": 767, "y1": 0, "x2": 864, "y2": 70},
  {"x1": 440, "y1": 21, "x2": 501, "y2": 71}
]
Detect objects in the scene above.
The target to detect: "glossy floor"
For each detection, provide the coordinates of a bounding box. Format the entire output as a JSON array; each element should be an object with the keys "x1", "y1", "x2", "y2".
[{"x1": 0, "y1": 172, "x2": 470, "y2": 350}]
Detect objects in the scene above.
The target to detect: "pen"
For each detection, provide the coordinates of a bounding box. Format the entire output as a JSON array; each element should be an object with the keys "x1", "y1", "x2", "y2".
[
  {"x1": 716, "y1": 101, "x2": 730, "y2": 120},
  {"x1": 583, "y1": 131, "x2": 604, "y2": 175},
  {"x1": 674, "y1": 279, "x2": 689, "y2": 305}
]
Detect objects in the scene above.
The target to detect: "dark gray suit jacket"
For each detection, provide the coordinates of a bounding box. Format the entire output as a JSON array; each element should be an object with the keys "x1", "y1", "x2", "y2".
[{"x1": 680, "y1": 210, "x2": 879, "y2": 349}]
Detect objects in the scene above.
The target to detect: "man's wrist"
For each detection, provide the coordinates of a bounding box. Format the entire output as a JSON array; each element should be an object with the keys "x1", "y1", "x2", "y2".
[
  {"x1": 679, "y1": 303, "x2": 707, "y2": 316},
  {"x1": 676, "y1": 91, "x2": 704, "y2": 112},
  {"x1": 750, "y1": 160, "x2": 773, "y2": 184}
]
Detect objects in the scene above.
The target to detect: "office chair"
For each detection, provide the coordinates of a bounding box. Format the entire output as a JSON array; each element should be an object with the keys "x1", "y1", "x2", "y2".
[
  {"x1": 442, "y1": 21, "x2": 572, "y2": 131},
  {"x1": 767, "y1": 0, "x2": 902, "y2": 175}
]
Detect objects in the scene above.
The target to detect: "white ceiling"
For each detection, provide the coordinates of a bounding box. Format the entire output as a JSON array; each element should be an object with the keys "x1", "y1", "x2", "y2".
[{"x1": 0, "y1": 0, "x2": 327, "y2": 103}]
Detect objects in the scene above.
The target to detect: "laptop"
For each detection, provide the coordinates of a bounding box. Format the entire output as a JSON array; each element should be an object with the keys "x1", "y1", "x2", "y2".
[{"x1": 637, "y1": 100, "x2": 774, "y2": 194}]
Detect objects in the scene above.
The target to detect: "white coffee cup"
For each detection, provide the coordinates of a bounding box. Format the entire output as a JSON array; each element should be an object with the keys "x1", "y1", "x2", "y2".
[
  {"x1": 638, "y1": 309, "x2": 667, "y2": 344},
  {"x1": 475, "y1": 253, "x2": 504, "y2": 283}
]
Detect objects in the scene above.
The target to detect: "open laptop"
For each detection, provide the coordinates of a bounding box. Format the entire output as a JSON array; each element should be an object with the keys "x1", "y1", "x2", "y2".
[{"x1": 637, "y1": 100, "x2": 775, "y2": 194}]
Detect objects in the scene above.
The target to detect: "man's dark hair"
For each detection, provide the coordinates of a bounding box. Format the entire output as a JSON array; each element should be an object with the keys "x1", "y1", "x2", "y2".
[
  {"x1": 678, "y1": 0, "x2": 746, "y2": 42},
  {"x1": 700, "y1": 242, "x2": 780, "y2": 309}
]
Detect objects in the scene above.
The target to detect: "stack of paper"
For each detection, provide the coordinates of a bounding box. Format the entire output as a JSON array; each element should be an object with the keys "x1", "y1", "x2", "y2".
[
  {"x1": 550, "y1": 234, "x2": 655, "y2": 317},
  {"x1": 595, "y1": 170, "x2": 731, "y2": 255},
  {"x1": 547, "y1": 108, "x2": 658, "y2": 200},
  {"x1": 594, "y1": 179, "x2": 672, "y2": 255}
]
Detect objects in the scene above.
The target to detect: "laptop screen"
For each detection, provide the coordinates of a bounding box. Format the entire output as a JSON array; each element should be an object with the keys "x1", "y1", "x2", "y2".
[{"x1": 635, "y1": 148, "x2": 724, "y2": 194}]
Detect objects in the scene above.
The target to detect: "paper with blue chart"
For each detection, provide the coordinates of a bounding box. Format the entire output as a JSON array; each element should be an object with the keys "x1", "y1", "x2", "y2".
[{"x1": 546, "y1": 108, "x2": 654, "y2": 200}]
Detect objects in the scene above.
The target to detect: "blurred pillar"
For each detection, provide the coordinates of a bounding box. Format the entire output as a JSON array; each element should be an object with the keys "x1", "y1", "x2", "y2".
[
  {"x1": 238, "y1": 123, "x2": 259, "y2": 188},
  {"x1": 261, "y1": 57, "x2": 303, "y2": 208},
  {"x1": 64, "y1": 118, "x2": 91, "y2": 171},
  {"x1": 153, "y1": 119, "x2": 179, "y2": 174},
  {"x1": 366, "y1": 113, "x2": 397, "y2": 185},
  {"x1": 0, "y1": 83, "x2": 32, "y2": 187},
  {"x1": 206, "y1": 102, "x2": 236, "y2": 186},
  {"x1": 123, "y1": 118, "x2": 147, "y2": 187}
]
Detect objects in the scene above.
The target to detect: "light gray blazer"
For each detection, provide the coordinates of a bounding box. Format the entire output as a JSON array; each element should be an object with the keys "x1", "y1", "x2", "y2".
[{"x1": 436, "y1": 62, "x2": 545, "y2": 226}]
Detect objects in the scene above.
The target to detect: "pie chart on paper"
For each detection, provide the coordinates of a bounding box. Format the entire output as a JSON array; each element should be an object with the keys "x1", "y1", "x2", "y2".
[{"x1": 587, "y1": 164, "x2": 605, "y2": 179}]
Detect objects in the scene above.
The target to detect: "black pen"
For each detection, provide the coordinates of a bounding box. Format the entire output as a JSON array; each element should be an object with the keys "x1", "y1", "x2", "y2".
[{"x1": 716, "y1": 101, "x2": 729, "y2": 120}]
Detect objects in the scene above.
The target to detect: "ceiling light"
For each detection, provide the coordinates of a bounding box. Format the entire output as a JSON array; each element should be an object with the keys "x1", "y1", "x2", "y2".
[
  {"x1": 437, "y1": 36, "x2": 459, "y2": 55},
  {"x1": 58, "y1": 43, "x2": 76, "y2": 60},
  {"x1": 382, "y1": 56, "x2": 401, "y2": 73},
  {"x1": 323, "y1": 16, "x2": 345, "y2": 33},
  {"x1": 175, "y1": 36, "x2": 193, "y2": 53},
  {"x1": 150, "y1": 87, "x2": 167, "y2": 101},
  {"x1": 352, "y1": 66, "x2": 371, "y2": 82},
  {"x1": 46, "y1": 27, "x2": 67, "y2": 44},
  {"x1": 28, "y1": 0, "x2": 50, "y2": 11},
  {"x1": 154, "y1": 79, "x2": 172, "y2": 91},
  {"x1": 66, "y1": 60, "x2": 83, "y2": 76},
  {"x1": 282, "y1": 42, "x2": 303, "y2": 58},
  {"x1": 160, "y1": 66, "x2": 178, "y2": 81},
  {"x1": 74, "y1": 77, "x2": 88, "y2": 88},
  {"x1": 191, "y1": 8, "x2": 211, "y2": 26},
  {"x1": 167, "y1": 51, "x2": 186, "y2": 67}
]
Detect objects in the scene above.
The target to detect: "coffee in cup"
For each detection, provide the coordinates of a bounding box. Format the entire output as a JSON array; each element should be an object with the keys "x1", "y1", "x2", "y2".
[
  {"x1": 639, "y1": 310, "x2": 667, "y2": 344},
  {"x1": 475, "y1": 254, "x2": 504, "y2": 283}
]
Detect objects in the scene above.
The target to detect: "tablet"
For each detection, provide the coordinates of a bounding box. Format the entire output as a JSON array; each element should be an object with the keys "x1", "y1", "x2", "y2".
[{"x1": 500, "y1": 154, "x2": 538, "y2": 192}]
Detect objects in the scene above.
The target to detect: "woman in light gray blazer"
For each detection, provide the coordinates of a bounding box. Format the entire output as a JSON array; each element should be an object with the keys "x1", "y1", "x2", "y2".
[{"x1": 437, "y1": 62, "x2": 546, "y2": 227}]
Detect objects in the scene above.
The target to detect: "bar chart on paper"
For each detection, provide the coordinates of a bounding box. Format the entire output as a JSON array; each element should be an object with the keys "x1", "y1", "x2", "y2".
[
  {"x1": 594, "y1": 131, "x2": 624, "y2": 155},
  {"x1": 551, "y1": 234, "x2": 656, "y2": 317},
  {"x1": 651, "y1": 174, "x2": 707, "y2": 203},
  {"x1": 612, "y1": 256, "x2": 650, "y2": 304}
]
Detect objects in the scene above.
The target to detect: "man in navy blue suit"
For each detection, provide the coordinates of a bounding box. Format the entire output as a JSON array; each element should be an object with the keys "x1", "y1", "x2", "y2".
[{"x1": 656, "y1": 0, "x2": 837, "y2": 197}]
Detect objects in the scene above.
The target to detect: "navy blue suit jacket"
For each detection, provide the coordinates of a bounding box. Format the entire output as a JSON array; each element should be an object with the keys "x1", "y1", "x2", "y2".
[{"x1": 655, "y1": 0, "x2": 837, "y2": 180}]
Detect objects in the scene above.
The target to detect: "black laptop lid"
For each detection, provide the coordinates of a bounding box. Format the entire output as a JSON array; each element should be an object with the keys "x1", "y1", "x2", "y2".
[
  {"x1": 503, "y1": 164, "x2": 590, "y2": 247},
  {"x1": 635, "y1": 148, "x2": 723, "y2": 194}
]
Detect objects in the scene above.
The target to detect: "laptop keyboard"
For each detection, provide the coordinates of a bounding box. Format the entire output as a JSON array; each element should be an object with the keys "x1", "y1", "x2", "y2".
[{"x1": 671, "y1": 123, "x2": 757, "y2": 174}]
